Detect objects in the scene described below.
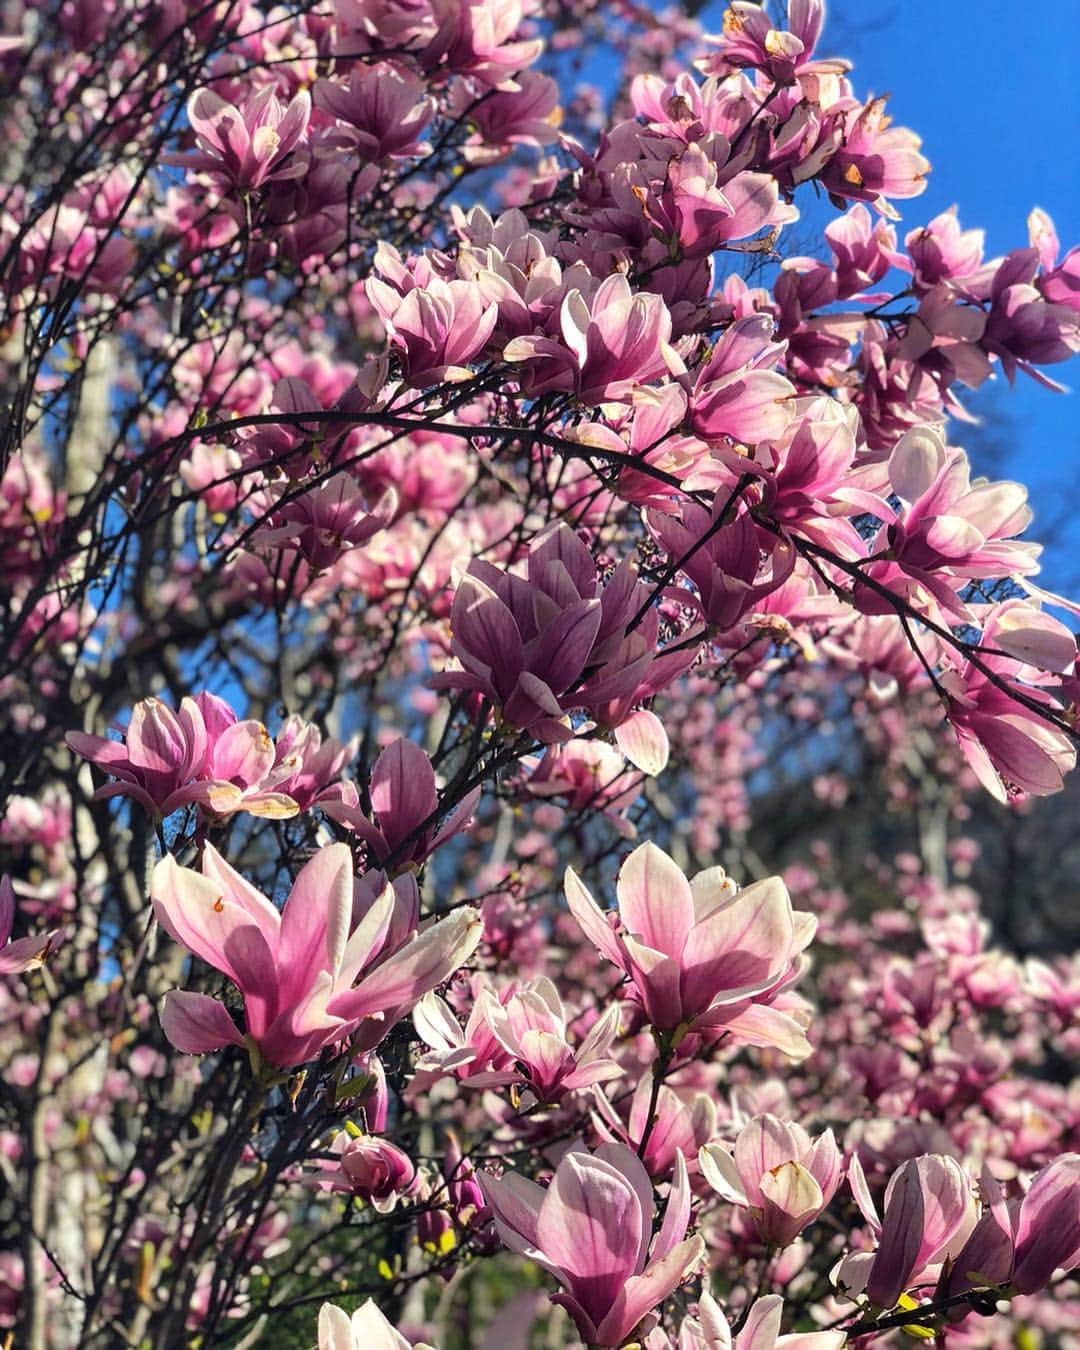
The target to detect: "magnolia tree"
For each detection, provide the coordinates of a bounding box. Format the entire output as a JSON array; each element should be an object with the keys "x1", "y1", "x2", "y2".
[{"x1": 1, "y1": 0, "x2": 1079, "y2": 1345}]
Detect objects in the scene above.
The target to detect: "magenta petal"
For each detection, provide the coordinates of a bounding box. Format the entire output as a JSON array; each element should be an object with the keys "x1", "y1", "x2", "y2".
[
  {"x1": 593, "y1": 1234, "x2": 705, "y2": 1348},
  {"x1": 370, "y1": 738, "x2": 438, "y2": 845},
  {"x1": 617, "y1": 842, "x2": 694, "y2": 959},
  {"x1": 277, "y1": 843, "x2": 353, "y2": 1009},
  {"x1": 160, "y1": 990, "x2": 244, "y2": 1054}
]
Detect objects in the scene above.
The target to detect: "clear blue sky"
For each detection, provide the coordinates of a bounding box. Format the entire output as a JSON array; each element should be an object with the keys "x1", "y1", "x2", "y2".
[{"x1": 821, "y1": 0, "x2": 1080, "y2": 578}]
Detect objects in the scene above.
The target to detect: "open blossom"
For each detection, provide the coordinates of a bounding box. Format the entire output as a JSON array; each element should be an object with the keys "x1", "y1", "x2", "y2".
[
  {"x1": 67, "y1": 696, "x2": 247, "y2": 820},
  {"x1": 647, "y1": 505, "x2": 795, "y2": 631},
  {"x1": 944, "y1": 1156, "x2": 1080, "y2": 1299},
  {"x1": 317, "y1": 1300, "x2": 432, "y2": 1350},
  {"x1": 367, "y1": 273, "x2": 498, "y2": 385},
  {"x1": 662, "y1": 1291, "x2": 846, "y2": 1350},
  {"x1": 483, "y1": 976, "x2": 623, "y2": 1104},
  {"x1": 152, "y1": 843, "x2": 481, "y2": 1068},
  {"x1": 700, "y1": 0, "x2": 850, "y2": 86},
  {"x1": 421, "y1": 0, "x2": 544, "y2": 84},
  {"x1": 167, "y1": 86, "x2": 311, "y2": 192},
  {"x1": 480, "y1": 1144, "x2": 704, "y2": 1348},
  {"x1": 459, "y1": 70, "x2": 561, "y2": 157},
  {"x1": 190, "y1": 692, "x2": 298, "y2": 819},
  {"x1": 504, "y1": 273, "x2": 685, "y2": 403},
  {"x1": 525, "y1": 738, "x2": 644, "y2": 838},
  {"x1": 861, "y1": 426, "x2": 1040, "y2": 621},
  {"x1": 433, "y1": 522, "x2": 693, "y2": 743},
  {"x1": 941, "y1": 604, "x2": 1076, "y2": 802},
  {"x1": 594, "y1": 1076, "x2": 717, "y2": 1181},
  {"x1": 252, "y1": 475, "x2": 397, "y2": 573},
  {"x1": 837, "y1": 1153, "x2": 978, "y2": 1308},
  {"x1": 409, "y1": 979, "x2": 516, "y2": 1093},
  {"x1": 0, "y1": 876, "x2": 61, "y2": 975},
  {"x1": 819, "y1": 96, "x2": 930, "y2": 212},
  {"x1": 700, "y1": 1114, "x2": 843, "y2": 1247},
  {"x1": 313, "y1": 63, "x2": 434, "y2": 162},
  {"x1": 565, "y1": 843, "x2": 815, "y2": 1052},
  {"x1": 261, "y1": 715, "x2": 356, "y2": 813},
  {"x1": 689, "y1": 315, "x2": 796, "y2": 446}
]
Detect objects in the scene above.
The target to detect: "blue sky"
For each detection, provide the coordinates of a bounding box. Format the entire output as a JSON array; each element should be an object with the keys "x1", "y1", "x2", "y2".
[{"x1": 821, "y1": 0, "x2": 1080, "y2": 579}]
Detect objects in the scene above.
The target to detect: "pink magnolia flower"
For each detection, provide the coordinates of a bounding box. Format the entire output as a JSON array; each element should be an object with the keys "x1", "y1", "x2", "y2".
[
  {"x1": 152, "y1": 842, "x2": 481, "y2": 1069},
  {"x1": 565, "y1": 843, "x2": 814, "y2": 1047},
  {"x1": 323, "y1": 737, "x2": 480, "y2": 869},
  {"x1": 313, "y1": 63, "x2": 434, "y2": 161},
  {"x1": 861, "y1": 426, "x2": 1040, "y2": 621},
  {"x1": 637, "y1": 145, "x2": 756, "y2": 260},
  {"x1": 504, "y1": 273, "x2": 685, "y2": 404},
  {"x1": 902, "y1": 208, "x2": 987, "y2": 291},
  {"x1": 410, "y1": 980, "x2": 516, "y2": 1092},
  {"x1": 984, "y1": 247, "x2": 1080, "y2": 378},
  {"x1": 700, "y1": 1114, "x2": 842, "y2": 1247},
  {"x1": 1030, "y1": 208, "x2": 1080, "y2": 313},
  {"x1": 433, "y1": 523, "x2": 694, "y2": 743},
  {"x1": 941, "y1": 606, "x2": 1076, "y2": 802},
  {"x1": 689, "y1": 315, "x2": 796, "y2": 446},
  {"x1": 667, "y1": 1292, "x2": 846, "y2": 1350},
  {"x1": 700, "y1": 0, "x2": 850, "y2": 86},
  {"x1": 525, "y1": 738, "x2": 644, "y2": 838},
  {"x1": 317, "y1": 1299, "x2": 431, "y2": 1350},
  {"x1": 480, "y1": 1143, "x2": 704, "y2": 1348},
  {"x1": 253, "y1": 474, "x2": 397, "y2": 573},
  {"x1": 647, "y1": 504, "x2": 796, "y2": 631},
  {"x1": 421, "y1": 0, "x2": 544, "y2": 85},
  {"x1": 179, "y1": 442, "x2": 250, "y2": 518},
  {"x1": 191, "y1": 692, "x2": 298, "y2": 820},
  {"x1": 945, "y1": 1156, "x2": 1080, "y2": 1299},
  {"x1": 825, "y1": 203, "x2": 897, "y2": 297},
  {"x1": 0, "y1": 877, "x2": 61, "y2": 976},
  {"x1": 431, "y1": 526, "x2": 603, "y2": 742},
  {"x1": 261, "y1": 715, "x2": 356, "y2": 813},
  {"x1": 322, "y1": 1129, "x2": 419, "y2": 1210},
  {"x1": 367, "y1": 274, "x2": 498, "y2": 385},
  {"x1": 169, "y1": 86, "x2": 311, "y2": 192},
  {"x1": 66, "y1": 696, "x2": 245, "y2": 820},
  {"x1": 819, "y1": 97, "x2": 929, "y2": 212},
  {"x1": 594, "y1": 1076, "x2": 717, "y2": 1182},
  {"x1": 484, "y1": 976, "x2": 623, "y2": 1104},
  {"x1": 460, "y1": 70, "x2": 560, "y2": 157},
  {"x1": 838, "y1": 1153, "x2": 977, "y2": 1309}
]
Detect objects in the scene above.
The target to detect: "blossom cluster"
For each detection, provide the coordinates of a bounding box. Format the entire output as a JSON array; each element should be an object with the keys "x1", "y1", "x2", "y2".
[{"x1": 1, "y1": 0, "x2": 1078, "y2": 1346}]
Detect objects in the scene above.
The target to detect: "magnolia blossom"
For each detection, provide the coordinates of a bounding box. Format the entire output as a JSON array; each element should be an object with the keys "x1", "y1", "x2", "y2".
[
  {"x1": 700, "y1": 1114, "x2": 843, "y2": 1247},
  {"x1": 152, "y1": 843, "x2": 481, "y2": 1068},
  {"x1": 433, "y1": 522, "x2": 695, "y2": 743},
  {"x1": 594, "y1": 1076, "x2": 717, "y2": 1181},
  {"x1": 861, "y1": 426, "x2": 1040, "y2": 621},
  {"x1": 837, "y1": 1153, "x2": 978, "y2": 1308},
  {"x1": 565, "y1": 843, "x2": 814, "y2": 1053},
  {"x1": 317, "y1": 1300, "x2": 432, "y2": 1350},
  {"x1": 168, "y1": 86, "x2": 311, "y2": 191},
  {"x1": 252, "y1": 475, "x2": 397, "y2": 573},
  {"x1": 67, "y1": 696, "x2": 249, "y2": 819},
  {"x1": 319, "y1": 1129, "x2": 418, "y2": 1211},
  {"x1": 942, "y1": 604, "x2": 1076, "y2": 802},
  {"x1": 504, "y1": 273, "x2": 685, "y2": 403},
  {"x1": 653, "y1": 1291, "x2": 847, "y2": 1350},
  {"x1": 480, "y1": 1144, "x2": 704, "y2": 1348},
  {"x1": 483, "y1": 976, "x2": 623, "y2": 1104},
  {"x1": 944, "y1": 1156, "x2": 1080, "y2": 1299}
]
